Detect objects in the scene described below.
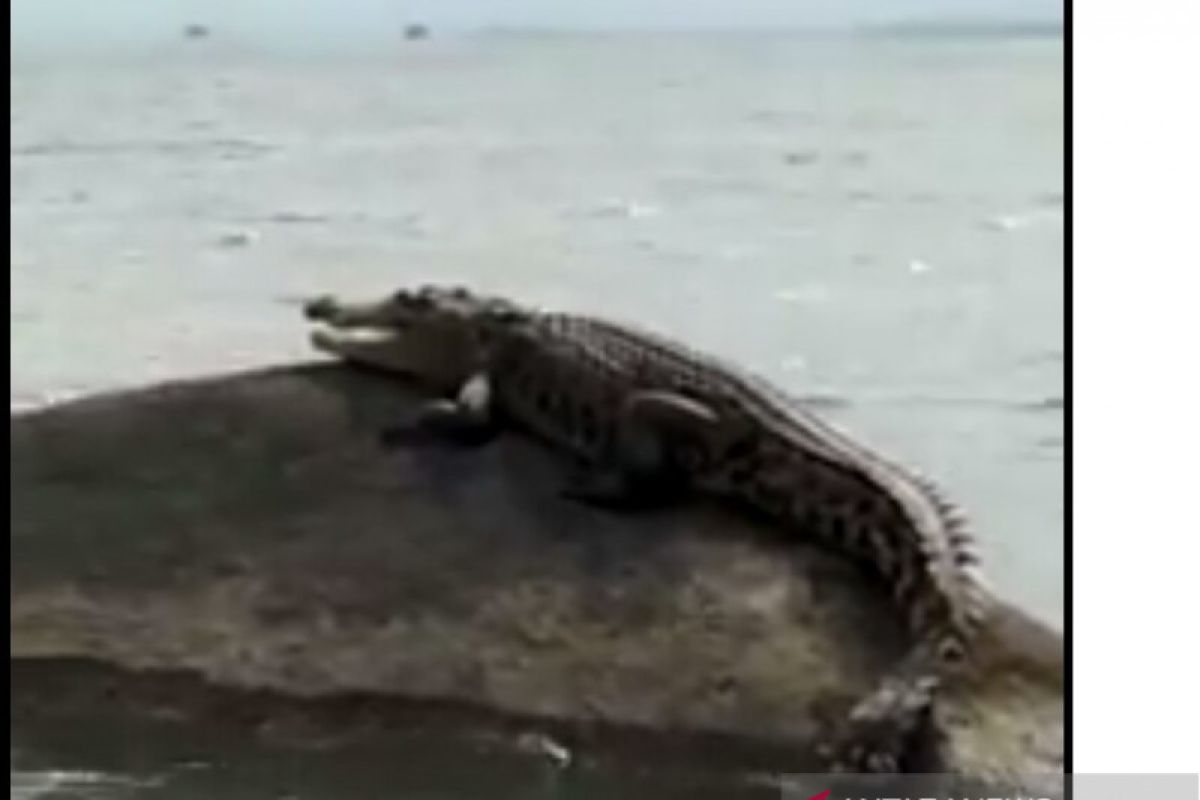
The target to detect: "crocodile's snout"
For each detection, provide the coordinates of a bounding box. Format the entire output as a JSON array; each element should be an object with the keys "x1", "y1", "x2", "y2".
[{"x1": 303, "y1": 295, "x2": 338, "y2": 322}]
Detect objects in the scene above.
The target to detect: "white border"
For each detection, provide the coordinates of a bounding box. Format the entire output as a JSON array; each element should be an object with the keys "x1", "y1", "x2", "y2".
[{"x1": 1073, "y1": 0, "x2": 1200, "y2": 773}]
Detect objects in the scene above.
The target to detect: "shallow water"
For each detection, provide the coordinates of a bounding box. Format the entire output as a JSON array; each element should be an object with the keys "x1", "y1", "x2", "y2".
[{"x1": 10, "y1": 31, "x2": 1063, "y2": 795}]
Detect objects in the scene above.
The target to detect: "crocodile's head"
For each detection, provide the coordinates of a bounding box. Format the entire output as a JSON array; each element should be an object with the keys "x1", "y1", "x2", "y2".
[{"x1": 304, "y1": 285, "x2": 530, "y2": 392}]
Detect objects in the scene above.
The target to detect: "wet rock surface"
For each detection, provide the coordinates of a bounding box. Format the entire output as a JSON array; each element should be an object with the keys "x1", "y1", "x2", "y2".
[{"x1": 10, "y1": 363, "x2": 1062, "y2": 783}]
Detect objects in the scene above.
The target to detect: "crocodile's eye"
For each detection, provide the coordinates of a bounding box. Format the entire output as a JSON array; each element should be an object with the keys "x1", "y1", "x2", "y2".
[
  {"x1": 392, "y1": 288, "x2": 435, "y2": 310},
  {"x1": 938, "y1": 638, "x2": 966, "y2": 665},
  {"x1": 483, "y1": 301, "x2": 524, "y2": 324}
]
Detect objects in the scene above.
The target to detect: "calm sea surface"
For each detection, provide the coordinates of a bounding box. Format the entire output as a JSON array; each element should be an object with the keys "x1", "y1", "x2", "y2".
[{"x1": 10, "y1": 32, "x2": 1063, "y2": 797}]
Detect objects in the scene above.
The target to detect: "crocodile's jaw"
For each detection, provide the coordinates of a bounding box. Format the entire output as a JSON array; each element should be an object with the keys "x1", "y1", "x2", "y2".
[
  {"x1": 306, "y1": 295, "x2": 477, "y2": 392},
  {"x1": 310, "y1": 325, "x2": 477, "y2": 393},
  {"x1": 311, "y1": 326, "x2": 420, "y2": 372}
]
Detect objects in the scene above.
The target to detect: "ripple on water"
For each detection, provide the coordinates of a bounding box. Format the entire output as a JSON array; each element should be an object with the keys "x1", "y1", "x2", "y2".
[
  {"x1": 11, "y1": 138, "x2": 277, "y2": 161},
  {"x1": 773, "y1": 286, "x2": 832, "y2": 304},
  {"x1": 265, "y1": 211, "x2": 329, "y2": 225},
  {"x1": 1013, "y1": 396, "x2": 1065, "y2": 412},
  {"x1": 981, "y1": 206, "x2": 1064, "y2": 232},
  {"x1": 781, "y1": 149, "x2": 819, "y2": 166},
  {"x1": 11, "y1": 769, "x2": 161, "y2": 799}
]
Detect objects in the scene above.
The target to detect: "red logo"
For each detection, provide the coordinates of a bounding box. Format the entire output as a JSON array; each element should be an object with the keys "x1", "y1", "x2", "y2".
[{"x1": 808, "y1": 791, "x2": 832, "y2": 800}]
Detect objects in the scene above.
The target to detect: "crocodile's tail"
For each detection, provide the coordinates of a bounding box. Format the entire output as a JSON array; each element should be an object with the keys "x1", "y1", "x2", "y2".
[
  {"x1": 827, "y1": 475, "x2": 993, "y2": 773},
  {"x1": 912, "y1": 476, "x2": 995, "y2": 665},
  {"x1": 831, "y1": 476, "x2": 995, "y2": 773}
]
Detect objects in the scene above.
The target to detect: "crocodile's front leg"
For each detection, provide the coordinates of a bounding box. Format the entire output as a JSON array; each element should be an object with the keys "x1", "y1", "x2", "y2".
[
  {"x1": 562, "y1": 390, "x2": 719, "y2": 510},
  {"x1": 381, "y1": 373, "x2": 499, "y2": 447}
]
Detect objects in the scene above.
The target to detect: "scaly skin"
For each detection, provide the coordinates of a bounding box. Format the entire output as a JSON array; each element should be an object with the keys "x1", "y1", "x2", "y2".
[{"x1": 303, "y1": 285, "x2": 993, "y2": 772}]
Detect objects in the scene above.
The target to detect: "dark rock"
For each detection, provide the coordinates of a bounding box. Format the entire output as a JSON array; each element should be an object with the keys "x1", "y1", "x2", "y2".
[{"x1": 10, "y1": 363, "x2": 1062, "y2": 780}]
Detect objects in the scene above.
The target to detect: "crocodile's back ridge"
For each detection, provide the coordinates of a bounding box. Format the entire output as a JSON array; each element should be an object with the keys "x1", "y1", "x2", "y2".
[{"x1": 523, "y1": 311, "x2": 991, "y2": 660}]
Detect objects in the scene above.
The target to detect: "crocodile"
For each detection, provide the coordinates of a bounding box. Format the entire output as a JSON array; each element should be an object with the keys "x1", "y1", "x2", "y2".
[{"x1": 302, "y1": 285, "x2": 993, "y2": 772}]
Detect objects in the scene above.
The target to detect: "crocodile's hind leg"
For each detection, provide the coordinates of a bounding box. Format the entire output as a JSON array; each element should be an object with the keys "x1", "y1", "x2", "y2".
[
  {"x1": 562, "y1": 390, "x2": 720, "y2": 510},
  {"x1": 381, "y1": 373, "x2": 499, "y2": 447}
]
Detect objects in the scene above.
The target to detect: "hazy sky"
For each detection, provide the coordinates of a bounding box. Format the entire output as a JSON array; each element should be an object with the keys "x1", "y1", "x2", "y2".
[{"x1": 12, "y1": 0, "x2": 1063, "y2": 51}]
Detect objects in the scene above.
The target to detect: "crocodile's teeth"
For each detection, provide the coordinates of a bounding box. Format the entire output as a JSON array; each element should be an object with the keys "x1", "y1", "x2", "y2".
[
  {"x1": 310, "y1": 326, "x2": 399, "y2": 347},
  {"x1": 309, "y1": 327, "x2": 401, "y2": 360}
]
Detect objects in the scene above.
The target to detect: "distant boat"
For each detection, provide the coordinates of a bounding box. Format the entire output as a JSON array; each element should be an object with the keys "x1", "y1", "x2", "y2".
[
  {"x1": 183, "y1": 23, "x2": 211, "y2": 40},
  {"x1": 403, "y1": 23, "x2": 430, "y2": 41}
]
